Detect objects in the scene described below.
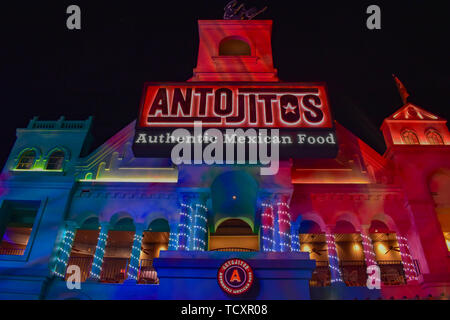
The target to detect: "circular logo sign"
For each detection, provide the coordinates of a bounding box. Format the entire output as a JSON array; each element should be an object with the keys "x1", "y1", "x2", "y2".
[{"x1": 217, "y1": 259, "x2": 254, "y2": 296}]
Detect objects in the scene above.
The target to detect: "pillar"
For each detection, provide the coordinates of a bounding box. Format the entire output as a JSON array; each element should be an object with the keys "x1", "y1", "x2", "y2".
[
  {"x1": 360, "y1": 228, "x2": 377, "y2": 267},
  {"x1": 88, "y1": 222, "x2": 109, "y2": 281},
  {"x1": 168, "y1": 223, "x2": 179, "y2": 251},
  {"x1": 290, "y1": 221, "x2": 301, "y2": 253},
  {"x1": 52, "y1": 221, "x2": 77, "y2": 278},
  {"x1": 275, "y1": 195, "x2": 292, "y2": 252},
  {"x1": 397, "y1": 234, "x2": 419, "y2": 283},
  {"x1": 326, "y1": 227, "x2": 344, "y2": 284},
  {"x1": 191, "y1": 195, "x2": 209, "y2": 251},
  {"x1": 260, "y1": 200, "x2": 275, "y2": 252},
  {"x1": 177, "y1": 194, "x2": 193, "y2": 251},
  {"x1": 126, "y1": 224, "x2": 145, "y2": 282}
]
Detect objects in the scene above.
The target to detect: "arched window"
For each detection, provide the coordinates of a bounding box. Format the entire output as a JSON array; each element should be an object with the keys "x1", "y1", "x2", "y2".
[
  {"x1": 219, "y1": 38, "x2": 251, "y2": 56},
  {"x1": 16, "y1": 150, "x2": 36, "y2": 170},
  {"x1": 46, "y1": 150, "x2": 65, "y2": 170},
  {"x1": 426, "y1": 129, "x2": 444, "y2": 145},
  {"x1": 401, "y1": 129, "x2": 420, "y2": 145}
]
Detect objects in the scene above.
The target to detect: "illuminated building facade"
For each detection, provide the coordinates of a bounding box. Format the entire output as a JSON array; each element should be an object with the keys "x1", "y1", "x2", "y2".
[{"x1": 0, "y1": 20, "x2": 449, "y2": 300}]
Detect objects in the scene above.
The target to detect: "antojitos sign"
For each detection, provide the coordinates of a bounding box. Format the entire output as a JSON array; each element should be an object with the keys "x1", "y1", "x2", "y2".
[
  {"x1": 217, "y1": 259, "x2": 254, "y2": 296},
  {"x1": 133, "y1": 82, "x2": 338, "y2": 160}
]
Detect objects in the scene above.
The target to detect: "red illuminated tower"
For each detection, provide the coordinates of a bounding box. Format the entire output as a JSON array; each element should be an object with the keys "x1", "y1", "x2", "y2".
[{"x1": 381, "y1": 100, "x2": 450, "y2": 293}]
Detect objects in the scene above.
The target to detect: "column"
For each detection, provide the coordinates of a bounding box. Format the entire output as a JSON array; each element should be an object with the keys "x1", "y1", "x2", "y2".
[
  {"x1": 276, "y1": 196, "x2": 292, "y2": 252},
  {"x1": 52, "y1": 221, "x2": 77, "y2": 278},
  {"x1": 168, "y1": 223, "x2": 179, "y2": 251},
  {"x1": 290, "y1": 221, "x2": 301, "y2": 253},
  {"x1": 260, "y1": 200, "x2": 275, "y2": 252},
  {"x1": 126, "y1": 225, "x2": 145, "y2": 282},
  {"x1": 177, "y1": 195, "x2": 193, "y2": 251},
  {"x1": 191, "y1": 195, "x2": 209, "y2": 251},
  {"x1": 88, "y1": 222, "x2": 109, "y2": 281},
  {"x1": 360, "y1": 228, "x2": 377, "y2": 267},
  {"x1": 325, "y1": 227, "x2": 344, "y2": 284},
  {"x1": 397, "y1": 234, "x2": 419, "y2": 283}
]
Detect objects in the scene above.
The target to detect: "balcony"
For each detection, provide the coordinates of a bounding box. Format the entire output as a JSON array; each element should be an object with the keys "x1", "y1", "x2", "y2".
[
  {"x1": 138, "y1": 259, "x2": 159, "y2": 284},
  {"x1": 310, "y1": 261, "x2": 331, "y2": 287},
  {"x1": 339, "y1": 260, "x2": 368, "y2": 287},
  {"x1": 378, "y1": 260, "x2": 406, "y2": 285}
]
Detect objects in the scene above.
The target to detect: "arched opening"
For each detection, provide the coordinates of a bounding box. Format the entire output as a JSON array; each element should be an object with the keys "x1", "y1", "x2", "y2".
[
  {"x1": 219, "y1": 37, "x2": 251, "y2": 56},
  {"x1": 426, "y1": 129, "x2": 444, "y2": 145},
  {"x1": 139, "y1": 219, "x2": 170, "y2": 284},
  {"x1": 101, "y1": 218, "x2": 135, "y2": 283},
  {"x1": 46, "y1": 150, "x2": 65, "y2": 170},
  {"x1": 65, "y1": 217, "x2": 99, "y2": 282},
  {"x1": 333, "y1": 220, "x2": 367, "y2": 286},
  {"x1": 16, "y1": 150, "x2": 36, "y2": 170},
  {"x1": 368, "y1": 220, "x2": 406, "y2": 285},
  {"x1": 401, "y1": 129, "x2": 420, "y2": 145},
  {"x1": 209, "y1": 219, "x2": 258, "y2": 252},
  {"x1": 210, "y1": 171, "x2": 258, "y2": 235},
  {"x1": 299, "y1": 220, "x2": 330, "y2": 287}
]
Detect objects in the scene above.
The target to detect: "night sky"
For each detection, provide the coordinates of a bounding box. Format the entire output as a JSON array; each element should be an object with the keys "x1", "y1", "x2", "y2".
[{"x1": 1, "y1": 1, "x2": 449, "y2": 166}]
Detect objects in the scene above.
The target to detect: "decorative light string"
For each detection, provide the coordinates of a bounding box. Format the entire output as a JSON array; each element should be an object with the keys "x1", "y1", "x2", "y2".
[
  {"x1": 397, "y1": 235, "x2": 419, "y2": 281},
  {"x1": 326, "y1": 233, "x2": 344, "y2": 284},
  {"x1": 177, "y1": 203, "x2": 193, "y2": 251},
  {"x1": 291, "y1": 227, "x2": 301, "y2": 253},
  {"x1": 52, "y1": 228, "x2": 76, "y2": 278},
  {"x1": 361, "y1": 233, "x2": 377, "y2": 266},
  {"x1": 127, "y1": 233, "x2": 143, "y2": 280},
  {"x1": 89, "y1": 229, "x2": 109, "y2": 280},
  {"x1": 261, "y1": 203, "x2": 275, "y2": 252},
  {"x1": 168, "y1": 231, "x2": 179, "y2": 250},
  {"x1": 277, "y1": 202, "x2": 292, "y2": 252},
  {"x1": 192, "y1": 204, "x2": 208, "y2": 251}
]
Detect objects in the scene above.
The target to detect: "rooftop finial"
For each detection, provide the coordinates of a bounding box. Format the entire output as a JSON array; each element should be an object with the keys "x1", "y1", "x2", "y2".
[
  {"x1": 224, "y1": 1, "x2": 267, "y2": 20},
  {"x1": 393, "y1": 74, "x2": 410, "y2": 105}
]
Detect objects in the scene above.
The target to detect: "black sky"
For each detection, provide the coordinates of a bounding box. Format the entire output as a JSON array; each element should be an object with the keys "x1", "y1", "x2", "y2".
[{"x1": 1, "y1": 1, "x2": 449, "y2": 166}]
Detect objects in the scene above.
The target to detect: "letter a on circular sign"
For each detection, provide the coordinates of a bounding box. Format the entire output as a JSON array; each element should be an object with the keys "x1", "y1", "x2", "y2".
[{"x1": 217, "y1": 259, "x2": 254, "y2": 296}]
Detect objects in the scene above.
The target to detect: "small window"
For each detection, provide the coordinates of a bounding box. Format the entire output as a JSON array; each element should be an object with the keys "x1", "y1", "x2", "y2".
[
  {"x1": 401, "y1": 130, "x2": 420, "y2": 145},
  {"x1": 46, "y1": 150, "x2": 65, "y2": 170},
  {"x1": 219, "y1": 38, "x2": 251, "y2": 56},
  {"x1": 16, "y1": 150, "x2": 36, "y2": 170},
  {"x1": 0, "y1": 201, "x2": 40, "y2": 256},
  {"x1": 426, "y1": 129, "x2": 444, "y2": 145}
]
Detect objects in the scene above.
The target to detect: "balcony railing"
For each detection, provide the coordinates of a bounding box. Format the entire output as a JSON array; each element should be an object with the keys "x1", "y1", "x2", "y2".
[
  {"x1": 65, "y1": 256, "x2": 93, "y2": 282},
  {"x1": 310, "y1": 261, "x2": 331, "y2": 287},
  {"x1": 138, "y1": 259, "x2": 159, "y2": 284},
  {"x1": 100, "y1": 257, "x2": 129, "y2": 284},
  {"x1": 377, "y1": 260, "x2": 406, "y2": 285},
  {"x1": 210, "y1": 248, "x2": 258, "y2": 252},
  {"x1": 339, "y1": 260, "x2": 368, "y2": 287},
  {"x1": 0, "y1": 248, "x2": 25, "y2": 256}
]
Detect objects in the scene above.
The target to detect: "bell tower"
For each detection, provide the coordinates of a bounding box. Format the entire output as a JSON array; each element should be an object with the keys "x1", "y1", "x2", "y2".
[
  {"x1": 190, "y1": 20, "x2": 279, "y2": 82},
  {"x1": 380, "y1": 89, "x2": 450, "y2": 288}
]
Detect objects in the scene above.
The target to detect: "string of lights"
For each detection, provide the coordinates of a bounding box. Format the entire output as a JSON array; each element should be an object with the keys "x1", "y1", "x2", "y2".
[
  {"x1": 89, "y1": 228, "x2": 109, "y2": 280},
  {"x1": 326, "y1": 233, "x2": 344, "y2": 284},
  {"x1": 127, "y1": 232, "x2": 143, "y2": 280},
  {"x1": 277, "y1": 202, "x2": 292, "y2": 252},
  {"x1": 177, "y1": 203, "x2": 193, "y2": 251},
  {"x1": 397, "y1": 235, "x2": 419, "y2": 281},
  {"x1": 261, "y1": 203, "x2": 275, "y2": 252},
  {"x1": 361, "y1": 233, "x2": 377, "y2": 266},
  {"x1": 192, "y1": 203, "x2": 208, "y2": 251},
  {"x1": 52, "y1": 227, "x2": 76, "y2": 278},
  {"x1": 168, "y1": 231, "x2": 179, "y2": 250}
]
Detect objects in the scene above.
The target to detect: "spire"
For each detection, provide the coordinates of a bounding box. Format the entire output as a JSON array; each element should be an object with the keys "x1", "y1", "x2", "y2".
[{"x1": 392, "y1": 74, "x2": 410, "y2": 105}]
